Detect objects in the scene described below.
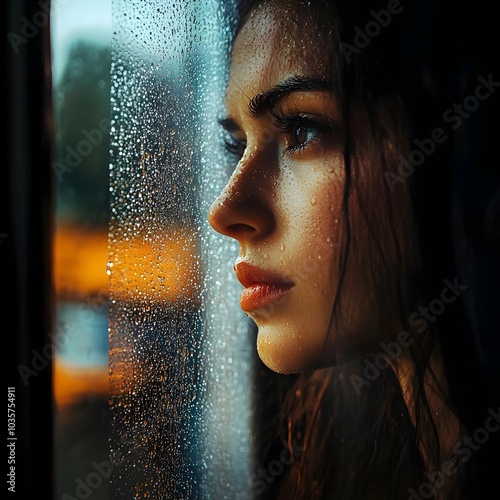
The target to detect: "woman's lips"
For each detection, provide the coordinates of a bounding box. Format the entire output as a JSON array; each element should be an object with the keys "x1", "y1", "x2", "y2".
[{"x1": 234, "y1": 261, "x2": 294, "y2": 313}]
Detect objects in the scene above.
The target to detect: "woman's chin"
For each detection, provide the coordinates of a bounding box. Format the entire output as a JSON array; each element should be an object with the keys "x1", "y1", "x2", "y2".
[
  {"x1": 254, "y1": 320, "x2": 359, "y2": 373},
  {"x1": 255, "y1": 324, "x2": 324, "y2": 374}
]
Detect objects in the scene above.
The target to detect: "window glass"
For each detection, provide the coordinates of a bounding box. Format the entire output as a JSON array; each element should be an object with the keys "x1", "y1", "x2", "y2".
[{"x1": 109, "y1": 0, "x2": 252, "y2": 497}]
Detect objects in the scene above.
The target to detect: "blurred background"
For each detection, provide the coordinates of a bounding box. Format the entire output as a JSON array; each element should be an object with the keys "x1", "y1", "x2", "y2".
[{"x1": 51, "y1": 1, "x2": 111, "y2": 498}]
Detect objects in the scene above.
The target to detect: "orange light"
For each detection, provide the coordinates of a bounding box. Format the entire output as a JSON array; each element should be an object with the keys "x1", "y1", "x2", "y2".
[
  {"x1": 52, "y1": 222, "x2": 202, "y2": 408},
  {"x1": 53, "y1": 358, "x2": 109, "y2": 408},
  {"x1": 109, "y1": 227, "x2": 202, "y2": 306},
  {"x1": 52, "y1": 225, "x2": 109, "y2": 298},
  {"x1": 53, "y1": 224, "x2": 202, "y2": 304}
]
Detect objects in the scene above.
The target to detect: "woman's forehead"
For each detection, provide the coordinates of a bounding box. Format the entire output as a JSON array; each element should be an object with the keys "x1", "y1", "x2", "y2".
[{"x1": 228, "y1": 0, "x2": 335, "y2": 101}]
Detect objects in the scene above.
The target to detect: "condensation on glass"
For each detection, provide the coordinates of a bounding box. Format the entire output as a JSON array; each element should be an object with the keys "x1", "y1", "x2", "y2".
[{"x1": 109, "y1": 1, "x2": 254, "y2": 497}]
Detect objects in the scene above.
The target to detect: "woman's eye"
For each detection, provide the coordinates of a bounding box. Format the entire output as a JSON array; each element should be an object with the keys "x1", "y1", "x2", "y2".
[
  {"x1": 222, "y1": 135, "x2": 246, "y2": 160},
  {"x1": 271, "y1": 112, "x2": 331, "y2": 155},
  {"x1": 292, "y1": 124, "x2": 320, "y2": 149},
  {"x1": 217, "y1": 117, "x2": 246, "y2": 167},
  {"x1": 221, "y1": 134, "x2": 246, "y2": 175}
]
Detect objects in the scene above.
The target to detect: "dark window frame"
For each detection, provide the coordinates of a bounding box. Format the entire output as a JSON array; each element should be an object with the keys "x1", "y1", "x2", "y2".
[{"x1": 5, "y1": 0, "x2": 54, "y2": 496}]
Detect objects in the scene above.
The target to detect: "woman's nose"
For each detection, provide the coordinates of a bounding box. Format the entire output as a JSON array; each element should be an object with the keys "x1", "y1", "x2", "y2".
[{"x1": 208, "y1": 159, "x2": 275, "y2": 244}]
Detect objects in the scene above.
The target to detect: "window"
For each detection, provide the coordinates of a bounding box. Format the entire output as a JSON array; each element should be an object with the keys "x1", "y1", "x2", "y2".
[
  {"x1": 50, "y1": 0, "x2": 255, "y2": 497},
  {"x1": 108, "y1": 1, "x2": 255, "y2": 496}
]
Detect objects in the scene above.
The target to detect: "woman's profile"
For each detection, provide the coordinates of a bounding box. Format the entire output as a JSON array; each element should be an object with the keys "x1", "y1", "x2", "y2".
[{"x1": 207, "y1": 0, "x2": 499, "y2": 498}]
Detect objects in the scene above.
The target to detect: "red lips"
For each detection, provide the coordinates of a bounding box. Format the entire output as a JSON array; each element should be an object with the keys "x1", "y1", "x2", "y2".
[{"x1": 234, "y1": 261, "x2": 294, "y2": 312}]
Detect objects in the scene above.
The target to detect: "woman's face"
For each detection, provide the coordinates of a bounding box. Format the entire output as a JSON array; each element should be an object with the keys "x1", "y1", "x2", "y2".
[{"x1": 208, "y1": 0, "x2": 402, "y2": 373}]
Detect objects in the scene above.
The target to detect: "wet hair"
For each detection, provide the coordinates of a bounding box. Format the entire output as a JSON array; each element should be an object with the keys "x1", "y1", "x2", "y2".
[{"x1": 231, "y1": 0, "x2": 499, "y2": 498}]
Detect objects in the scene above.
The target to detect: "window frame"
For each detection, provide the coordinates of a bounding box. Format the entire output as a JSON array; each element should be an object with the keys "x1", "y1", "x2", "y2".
[{"x1": 5, "y1": 0, "x2": 55, "y2": 496}]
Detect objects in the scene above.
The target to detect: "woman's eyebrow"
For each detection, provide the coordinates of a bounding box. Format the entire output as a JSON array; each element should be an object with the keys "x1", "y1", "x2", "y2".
[
  {"x1": 247, "y1": 75, "x2": 331, "y2": 117},
  {"x1": 217, "y1": 76, "x2": 331, "y2": 132}
]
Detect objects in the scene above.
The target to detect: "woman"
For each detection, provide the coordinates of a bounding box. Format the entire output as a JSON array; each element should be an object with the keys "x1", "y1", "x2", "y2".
[{"x1": 208, "y1": 0, "x2": 499, "y2": 498}]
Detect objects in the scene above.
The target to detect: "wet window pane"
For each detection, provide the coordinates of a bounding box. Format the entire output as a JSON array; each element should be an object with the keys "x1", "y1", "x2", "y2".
[{"x1": 109, "y1": 1, "x2": 253, "y2": 497}]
